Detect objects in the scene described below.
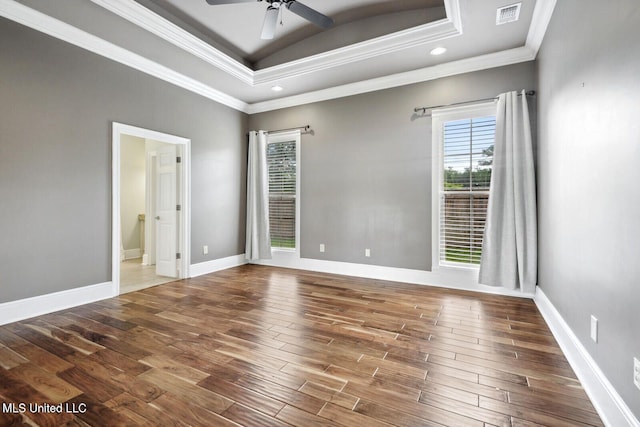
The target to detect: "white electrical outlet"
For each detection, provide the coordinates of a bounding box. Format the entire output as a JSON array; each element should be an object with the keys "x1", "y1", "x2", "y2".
[
  {"x1": 590, "y1": 315, "x2": 598, "y2": 342},
  {"x1": 319, "y1": 244, "x2": 325, "y2": 253},
  {"x1": 365, "y1": 248, "x2": 371, "y2": 257},
  {"x1": 203, "y1": 245, "x2": 208, "y2": 255},
  {"x1": 634, "y1": 357, "x2": 640, "y2": 391}
]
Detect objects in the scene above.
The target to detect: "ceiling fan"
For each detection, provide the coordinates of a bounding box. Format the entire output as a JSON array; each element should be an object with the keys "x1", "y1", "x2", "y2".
[{"x1": 205, "y1": 0, "x2": 334, "y2": 40}]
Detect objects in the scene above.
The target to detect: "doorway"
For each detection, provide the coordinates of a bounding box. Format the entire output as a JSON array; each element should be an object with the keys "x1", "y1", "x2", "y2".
[{"x1": 112, "y1": 123, "x2": 191, "y2": 296}]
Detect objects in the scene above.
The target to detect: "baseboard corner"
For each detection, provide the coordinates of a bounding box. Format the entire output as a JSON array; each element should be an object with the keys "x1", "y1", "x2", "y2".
[
  {"x1": 189, "y1": 254, "x2": 248, "y2": 277},
  {"x1": 534, "y1": 287, "x2": 640, "y2": 427}
]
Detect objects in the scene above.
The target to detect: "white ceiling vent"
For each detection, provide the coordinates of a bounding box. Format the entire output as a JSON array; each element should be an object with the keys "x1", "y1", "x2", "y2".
[{"x1": 496, "y1": 3, "x2": 522, "y2": 25}]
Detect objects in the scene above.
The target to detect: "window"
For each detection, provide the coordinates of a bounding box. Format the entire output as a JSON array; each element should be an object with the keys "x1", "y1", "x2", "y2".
[
  {"x1": 432, "y1": 103, "x2": 496, "y2": 267},
  {"x1": 266, "y1": 132, "x2": 300, "y2": 250}
]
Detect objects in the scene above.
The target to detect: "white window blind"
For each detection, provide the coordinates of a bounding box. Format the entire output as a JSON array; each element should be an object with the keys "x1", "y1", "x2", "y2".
[
  {"x1": 267, "y1": 140, "x2": 297, "y2": 249},
  {"x1": 440, "y1": 116, "x2": 495, "y2": 265}
]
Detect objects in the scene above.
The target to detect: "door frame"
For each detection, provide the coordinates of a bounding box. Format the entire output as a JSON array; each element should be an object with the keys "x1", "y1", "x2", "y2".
[
  {"x1": 143, "y1": 150, "x2": 158, "y2": 266},
  {"x1": 112, "y1": 122, "x2": 191, "y2": 296}
]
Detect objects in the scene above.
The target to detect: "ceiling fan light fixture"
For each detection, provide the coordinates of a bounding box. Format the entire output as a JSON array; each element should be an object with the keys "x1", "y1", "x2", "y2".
[
  {"x1": 206, "y1": 0, "x2": 334, "y2": 39},
  {"x1": 261, "y1": 5, "x2": 280, "y2": 39},
  {"x1": 430, "y1": 47, "x2": 447, "y2": 56}
]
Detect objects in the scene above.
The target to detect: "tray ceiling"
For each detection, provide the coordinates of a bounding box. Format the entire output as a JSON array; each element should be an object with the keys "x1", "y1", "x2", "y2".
[
  {"x1": 135, "y1": 0, "x2": 446, "y2": 67},
  {"x1": 0, "y1": 0, "x2": 555, "y2": 113}
]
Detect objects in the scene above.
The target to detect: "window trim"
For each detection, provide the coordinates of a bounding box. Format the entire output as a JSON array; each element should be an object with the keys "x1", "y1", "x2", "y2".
[
  {"x1": 431, "y1": 101, "x2": 496, "y2": 271},
  {"x1": 266, "y1": 130, "x2": 301, "y2": 257}
]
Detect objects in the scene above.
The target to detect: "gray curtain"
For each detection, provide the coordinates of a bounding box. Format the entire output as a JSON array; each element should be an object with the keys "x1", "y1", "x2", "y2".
[
  {"x1": 245, "y1": 130, "x2": 271, "y2": 260},
  {"x1": 479, "y1": 90, "x2": 537, "y2": 293}
]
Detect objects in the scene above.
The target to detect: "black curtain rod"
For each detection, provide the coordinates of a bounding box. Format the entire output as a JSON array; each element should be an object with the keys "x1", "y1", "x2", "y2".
[
  {"x1": 414, "y1": 90, "x2": 536, "y2": 114},
  {"x1": 266, "y1": 125, "x2": 310, "y2": 134}
]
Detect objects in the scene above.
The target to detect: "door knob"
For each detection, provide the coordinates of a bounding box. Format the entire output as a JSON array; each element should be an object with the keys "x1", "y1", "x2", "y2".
[{"x1": 155, "y1": 216, "x2": 160, "y2": 220}]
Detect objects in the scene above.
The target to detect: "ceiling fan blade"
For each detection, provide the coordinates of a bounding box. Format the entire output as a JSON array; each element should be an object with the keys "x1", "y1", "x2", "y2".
[
  {"x1": 261, "y1": 6, "x2": 279, "y2": 40},
  {"x1": 205, "y1": 0, "x2": 257, "y2": 5},
  {"x1": 285, "y1": 1, "x2": 333, "y2": 29}
]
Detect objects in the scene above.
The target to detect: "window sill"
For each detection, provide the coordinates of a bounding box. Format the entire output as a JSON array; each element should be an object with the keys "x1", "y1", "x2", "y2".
[
  {"x1": 271, "y1": 247, "x2": 296, "y2": 254},
  {"x1": 434, "y1": 262, "x2": 480, "y2": 272}
]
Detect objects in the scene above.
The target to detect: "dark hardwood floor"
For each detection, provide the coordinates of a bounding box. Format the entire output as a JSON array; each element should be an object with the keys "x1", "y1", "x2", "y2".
[{"x1": 0, "y1": 265, "x2": 602, "y2": 426}]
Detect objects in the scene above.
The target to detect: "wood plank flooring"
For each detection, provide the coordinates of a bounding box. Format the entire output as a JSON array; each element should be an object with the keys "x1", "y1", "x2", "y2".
[{"x1": 0, "y1": 265, "x2": 603, "y2": 426}]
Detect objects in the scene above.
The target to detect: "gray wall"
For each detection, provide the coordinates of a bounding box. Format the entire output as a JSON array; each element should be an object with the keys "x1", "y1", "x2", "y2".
[
  {"x1": 0, "y1": 18, "x2": 248, "y2": 304},
  {"x1": 249, "y1": 62, "x2": 536, "y2": 270},
  {"x1": 536, "y1": 0, "x2": 640, "y2": 418}
]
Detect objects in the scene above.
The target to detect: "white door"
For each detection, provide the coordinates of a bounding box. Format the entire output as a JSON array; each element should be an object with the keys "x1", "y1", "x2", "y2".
[{"x1": 155, "y1": 144, "x2": 177, "y2": 278}]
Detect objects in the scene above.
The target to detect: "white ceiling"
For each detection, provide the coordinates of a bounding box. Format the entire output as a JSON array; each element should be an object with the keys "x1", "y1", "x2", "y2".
[{"x1": 0, "y1": 0, "x2": 556, "y2": 113}]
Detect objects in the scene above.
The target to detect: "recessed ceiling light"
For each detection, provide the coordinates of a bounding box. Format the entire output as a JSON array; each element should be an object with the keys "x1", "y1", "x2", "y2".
[
  {"x1": 271, "y1": 85, "x2": 284, "y2": 92},
  {"x1": 430, "y1": 47, "x2": 447, "y2": 56}
]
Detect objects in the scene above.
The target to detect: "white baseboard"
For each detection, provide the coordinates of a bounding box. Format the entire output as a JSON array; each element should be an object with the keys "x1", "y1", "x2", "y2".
[
  {"x1": 253, "y1": 254, "x2": 534, "y2": 299},
  {"x1": 189, "y1": 254, "x2": 248, "y2": 277},
  {"x1": 0, "y1": 254, "x2": 246, "y2": 326},
  {"x1": 0, "y1": 282, "x2": 113, "y2": 326},
  {"x1": 123, "y1": 248, "x2": 141, "y2": 260},
  {"x1": 534, "y1": 288, "x2": 640, "y2": 427}
]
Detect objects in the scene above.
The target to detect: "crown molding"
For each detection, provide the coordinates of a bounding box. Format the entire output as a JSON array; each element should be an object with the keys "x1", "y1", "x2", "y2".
[
  {"x1": 526, "y1": 0, "x2": 557, "y2": 54},
  {"x1": 248, "y1": 0, "x2": 555, "y2": 113},
  {"x1": 89, "y1": 0, "x2": 462, "y2": 87},
  {"x1": 443, "y1": 0, "x2": 463, "y2": 34},
  {"x1": 1, "y1": 0, "x2": 555, "y2": 115},
  {"x1": 90, "y1": 0, "x2": 254, "y2": 85},
  {"x1": 252, "y1": 0, "x2": 462, "y2": 84},
  {"x1": 253, "y1": 18, "x2": 461, "y2": 84},
  {"x1": 247, "y1": 46, "x2": 536, "y2": 114},
  {"x1": 0, "y1": 0, "x2": 249, "y2": 112}
]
